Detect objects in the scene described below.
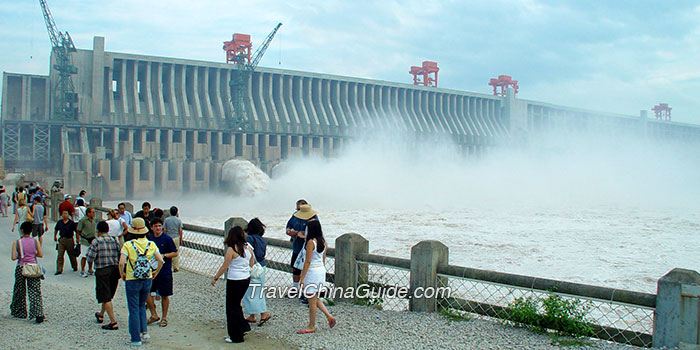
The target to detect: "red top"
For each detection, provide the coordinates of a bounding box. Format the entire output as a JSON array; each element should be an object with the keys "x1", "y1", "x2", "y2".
[{"x1": 58, "y1": 201, "x2": 75, "y2": 215}]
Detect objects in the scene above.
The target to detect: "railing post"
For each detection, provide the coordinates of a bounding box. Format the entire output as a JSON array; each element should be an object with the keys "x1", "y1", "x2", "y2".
[
  {"x1": 50, "y1": 191, "x2": 63, "y2": 221},
  {"x1": 335, "y1": 233, "x2": 368, "y2": 301},
  {"x1": 90, "y1": 197, "x2": 103, "y2": 221},
  {"x1": 224, "y1": 217, "x2": 248, "y2": 235},
  {"x1": 410, "y1": 240, "x2": 448, "y2": 312},
  {"x1": 653, "y1": 268, "x2": 700, "y2": 348}
]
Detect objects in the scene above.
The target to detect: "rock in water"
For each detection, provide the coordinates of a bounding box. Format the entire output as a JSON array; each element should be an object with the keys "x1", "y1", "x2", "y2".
[{"x1": 221, "y1": 159, "x2": 270, "y2": 196}]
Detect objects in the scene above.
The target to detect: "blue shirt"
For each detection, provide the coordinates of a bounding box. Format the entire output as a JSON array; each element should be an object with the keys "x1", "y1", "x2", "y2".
[
  {"x1": 149, "y1": 233, "x2": 177, "y2": 275},
  {"x1": 286, "y1": 214, "x2": 318, "y2": 254},
  {"x1": 119, "y1": 211, "x2": 132, "y2": 226},
  {"x1": 246, "y1": 235, "x2": 267, "y2": 267}
]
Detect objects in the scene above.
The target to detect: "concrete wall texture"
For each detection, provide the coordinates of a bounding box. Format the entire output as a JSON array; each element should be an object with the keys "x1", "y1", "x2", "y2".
[{"x1": 3, "y1": 36, "x2": 700, "y2": 198}]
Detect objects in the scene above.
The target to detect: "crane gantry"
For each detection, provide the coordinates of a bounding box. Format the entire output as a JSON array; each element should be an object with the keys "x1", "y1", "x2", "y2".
[
  {"x1": 224, "y1": 23, "x2": 282, "y2": 131},
  {"x1": 39, "y1": 0, "x2": 78, "y2": 121}
]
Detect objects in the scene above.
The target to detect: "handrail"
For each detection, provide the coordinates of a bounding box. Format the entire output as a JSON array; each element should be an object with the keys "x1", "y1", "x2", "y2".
[{"x1": 437, "y1": 264, "x2": 656, "y2": 308}]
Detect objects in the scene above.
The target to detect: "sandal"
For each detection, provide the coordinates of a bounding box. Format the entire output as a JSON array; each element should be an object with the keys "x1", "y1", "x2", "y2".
[
  {"x1": 257, "y1": 315, "x2": 273, "y2": 327},
  {"x1": 296, "y1": 328, "x2": 315, "y2": 334},
  {"x1": 245, "y1": 316, "x2": 257, "y2": 323},
  {"x1": 101, "y1": 322, "x2": 118, "y2": 330},
  {"x1": 159, "y1": 319, "x2": 168, "y2": 327},
  {"x1": 95, "y1": 312, "x2": 104, "y2": 324},
  {"x1": 147, "y1": 316, "x2": 160, "y2": 324}
]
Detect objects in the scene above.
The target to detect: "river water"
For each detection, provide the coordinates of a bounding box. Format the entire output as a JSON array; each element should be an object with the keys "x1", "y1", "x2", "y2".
[{"x1": 116, "y1": 132, "x2": 700, "y2": 294}]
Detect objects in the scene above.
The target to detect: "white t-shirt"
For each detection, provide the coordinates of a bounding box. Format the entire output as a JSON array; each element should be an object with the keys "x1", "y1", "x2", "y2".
[
  {"x1": 73, "y1": 206, "x2": 86, "y2": 222},
  {"x1": 106, "y1": 218, "x2": 124, "y2": 238}
]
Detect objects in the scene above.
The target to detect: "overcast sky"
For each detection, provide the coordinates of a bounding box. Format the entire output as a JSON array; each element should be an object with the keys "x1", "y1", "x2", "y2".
[{"x1": 1, "y1": 0, "x2": 699, "y2": 124}]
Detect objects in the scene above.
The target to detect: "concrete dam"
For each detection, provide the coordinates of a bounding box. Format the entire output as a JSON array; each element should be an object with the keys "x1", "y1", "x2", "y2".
[{"x1": 2, "y1": 36, "x2": 700, "y2": 198}]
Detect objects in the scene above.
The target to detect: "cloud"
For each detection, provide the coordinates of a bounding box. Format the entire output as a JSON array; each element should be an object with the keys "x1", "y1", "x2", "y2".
[{"x1": 1, "y1": 0, "x2": 699, "y2": 123}]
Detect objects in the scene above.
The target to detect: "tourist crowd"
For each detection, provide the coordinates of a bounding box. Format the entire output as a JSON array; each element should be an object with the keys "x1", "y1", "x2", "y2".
[{"x1": 10, "y1": 192, "x2": 335, "y2": 345}]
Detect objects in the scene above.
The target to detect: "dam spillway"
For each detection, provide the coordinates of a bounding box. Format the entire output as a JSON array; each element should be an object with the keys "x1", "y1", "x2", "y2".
[{"x1": 2, "y1": 36, "x2": 700, "y2": 198}]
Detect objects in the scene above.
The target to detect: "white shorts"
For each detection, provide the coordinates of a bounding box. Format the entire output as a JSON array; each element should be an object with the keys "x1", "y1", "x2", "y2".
[{"x1": 79, "y1": 243, "x2": 90, "y2": 261}]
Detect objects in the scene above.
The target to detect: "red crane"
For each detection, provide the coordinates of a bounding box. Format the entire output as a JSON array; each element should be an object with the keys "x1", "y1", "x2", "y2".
[
  {"x1": 489, "y1": 75, "x2": 519, "y2": 96},
  {"x1": 223, "y1": 33, "x2": 252, "y2": 64},
  {"x1": 409, "y1": 61, "x2": 439, "y2": 87},
  {"x1": 652, "y1": 103, "x2": 671, "y2": 121}
]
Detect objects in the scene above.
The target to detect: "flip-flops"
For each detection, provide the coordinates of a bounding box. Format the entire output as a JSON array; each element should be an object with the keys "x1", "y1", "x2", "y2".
[
  {"x1": 257, "y1": 315, "x2": 273, "y2": 327},
  {"x1": 296, "y1": 329, "x2": 315, "y2": 334},
  {"x1": 147, "y1": 316, "x2": 160, "y2": 324},
  {"x1": 329, "y1": 317, "x2": 336, "y2": 329},
  {"x1": 159, "y1": 319, "x2": 168, "y2": 327}
]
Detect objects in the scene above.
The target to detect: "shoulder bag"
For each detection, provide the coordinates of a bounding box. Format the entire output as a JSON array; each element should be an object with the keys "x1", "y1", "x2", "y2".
[
  {"x1": 23, "y1": 207, "x2": 34, "y2": 223},
  {"x1": 248, "y1": 245, "x2": 264, "y2": 279},
  {"x1": 17, "y1": 239, "x2": 42, "y2": 278}
]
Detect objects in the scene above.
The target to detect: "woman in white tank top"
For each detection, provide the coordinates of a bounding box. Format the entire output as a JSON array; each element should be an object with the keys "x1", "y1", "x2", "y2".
[
  {"x1": 211, "y1": 226, "x2": 255, "y2": 344},
  {"x1": 297, "y1": 220, "x2": 336, "y2": 334}
]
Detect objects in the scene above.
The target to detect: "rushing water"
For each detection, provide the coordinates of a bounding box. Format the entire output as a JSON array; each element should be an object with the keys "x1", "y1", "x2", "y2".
[{"x1": 114, "y1": 132, "x2": 700, "y2": 294}]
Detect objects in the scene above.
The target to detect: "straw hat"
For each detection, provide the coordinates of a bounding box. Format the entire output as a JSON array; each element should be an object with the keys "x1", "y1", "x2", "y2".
[
  {"x1": 128, "y1": 217, "x2": 149, "y2": 235},
  {"x1": 293, "y1": 204, "x2": 318, "y2": 220}
]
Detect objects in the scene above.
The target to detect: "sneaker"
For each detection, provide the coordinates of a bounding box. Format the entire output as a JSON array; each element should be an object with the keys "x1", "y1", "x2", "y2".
[
  {"x1": 87, "y1": 270, "x2": 94, "y2": 276},
  {"x1": 225, "y1": 337, "x2": 233, "y2": 343},
  {"x1": 125, "y1": 341, "x2": 142, "y2": 346},
  {"x1": 80, "y1": 272, "x2": 88, "y2": 278},
  {"x1": 141, "y1": 333, "x2": 151, "y2": 340},
  {"x1": 54, "y1": 271, "x2": 62, "y2": 275}
]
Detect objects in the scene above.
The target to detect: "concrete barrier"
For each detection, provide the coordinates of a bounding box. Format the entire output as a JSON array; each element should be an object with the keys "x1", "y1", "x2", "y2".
[
  {"x1": 334, "y1": 233, "x2": 368, "y2": 301},
  {"x1": 409, "y1": 240, "x2": 448, "y2": 312},
  {"x1": 653, "y1": 268, "x2": 700, "y2": 349}
]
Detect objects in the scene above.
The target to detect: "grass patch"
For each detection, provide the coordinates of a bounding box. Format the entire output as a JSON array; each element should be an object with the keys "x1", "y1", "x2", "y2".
[
  {"x1": 353, "y1": 296, "x2": 384, "y2": 310},
  {"x1": 499, "y1": 289, "x2": 594, "y2": 339},
  {"x1": 439, "y1": 307, "x2": 472, "y2": 322}
]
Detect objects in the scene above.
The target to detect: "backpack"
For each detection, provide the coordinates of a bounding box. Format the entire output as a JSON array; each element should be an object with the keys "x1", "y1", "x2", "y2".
[{"x1": 129, "y1": 241, "x2": 152, "y2": 279}]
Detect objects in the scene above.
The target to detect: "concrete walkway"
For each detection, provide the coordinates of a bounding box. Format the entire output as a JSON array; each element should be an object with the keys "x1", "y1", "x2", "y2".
[{"x1": 0, "y1": 209, "x2": 292, "y2": 349}]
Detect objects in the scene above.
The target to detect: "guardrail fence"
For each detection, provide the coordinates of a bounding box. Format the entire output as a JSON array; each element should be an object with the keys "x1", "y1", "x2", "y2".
[{"x1": 91, "y1": 199, "x2": 700, "y2": 349}]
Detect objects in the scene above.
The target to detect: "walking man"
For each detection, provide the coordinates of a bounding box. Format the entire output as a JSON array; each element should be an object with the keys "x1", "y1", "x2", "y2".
[
  {"x1": 77, "y1": 207, "x2": 97, "y2": 277},
  {"x1": 145, "y1": 217, "x2": 177, "y2": 327},
  {"x1": 86, "y1": 221, "x2": 121, "y2": 330},
  {"x1": 31, "y1": 196, "x2": 48, "y2": 246},
  {"x1": 53, "y1": 210, "x2": 78, "y2": 275},
  {"x1": 162, "y1": 206, "x2": 183, "y2": 272},
  {"x1": 118, "y1": 202, "x2": 133, "y2": 227}
]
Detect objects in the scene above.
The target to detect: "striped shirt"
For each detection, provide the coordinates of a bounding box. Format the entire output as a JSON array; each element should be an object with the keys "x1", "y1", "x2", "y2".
[{"x1": 86, "y1": 235, "x2": 120, "y2": 270}]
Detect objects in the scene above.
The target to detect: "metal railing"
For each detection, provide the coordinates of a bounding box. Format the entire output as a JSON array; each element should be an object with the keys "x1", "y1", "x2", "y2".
[{"x1": 435, "y1": 265, "x2": 655, "y2": 347}]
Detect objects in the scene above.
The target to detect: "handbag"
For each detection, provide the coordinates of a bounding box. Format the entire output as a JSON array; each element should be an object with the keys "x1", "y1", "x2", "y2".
[
  {"x1": 247, "y1": 245, "x2": 264, "y2": 279},
  {"x1": 17, "y1": 239, "x2": 42, "y2": 278},
  {"x1": 293, "y1": 246, "x2": 306, "y2": 270},
  {"x1": 24, "y1": 208, "x2": 34, "y2": 223},
  {"x1": 250, "y1": 261, "x2": 264, "y2": 279},
  {"x1": 72, "y1": 243, "x2": 81, "y2": 257}
]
